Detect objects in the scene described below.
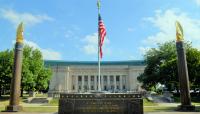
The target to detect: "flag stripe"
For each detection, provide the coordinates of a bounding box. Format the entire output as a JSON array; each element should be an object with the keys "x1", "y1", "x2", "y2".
[{"x1": 98, "y1": 14, "x2": 106, "y2": 58}]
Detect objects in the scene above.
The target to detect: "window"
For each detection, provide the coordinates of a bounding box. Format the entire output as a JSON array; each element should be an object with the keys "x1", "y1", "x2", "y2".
[
  {"x1": 79, "y1": 86, "x2": 81, "y2": 90},
  {"x1": 116, "y1": 76, "x2": 120, "y2": 81},
  {"x1": 72, "y1": 85, "x2": 75, "y2": 90},
  {"x1": 117, "y1": 85, "x2": 119, "y2": 89},
  {"x1": 91, "y1": 76, "x2": 94, "y2": 81},
  {"x1": 91, "y1": 86, "x2": 94, "y2": 90},
  {"x1": 84, "y1": 85, "x2": 87, "y2": 90},
  {"x1": 104, "y1": 86, "x2": 107, "y2": 90},
  {"x1": 110, "y1": 76, "x2": 114, "y2": 81},
  {"x1": 123, "y1": 85, "x2": 126, "y2": 89},
  {"x1": 84, "y1": 76, "x2": 88, "y2": 81},
  {"x1": 78, "y1": 76, "x2": 82, "y2": 81},
  {"x1": 103, "y1": 76, "x2": 107, "y2": 81},
  {"x1": 111, "y1": 85, "x2": 114, "y2": 90}
]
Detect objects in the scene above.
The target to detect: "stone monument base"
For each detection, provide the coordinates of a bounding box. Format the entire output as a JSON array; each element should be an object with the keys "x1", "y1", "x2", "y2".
[
  {"x1": 177, "y1": 105, "x2": 195, "y2": 111},
  {"x1": 5, "y1": 105, "x2": 23, "y2": 112},
  {"x1": 58, "y1": 93, "x2": 143, "y2": 114}
]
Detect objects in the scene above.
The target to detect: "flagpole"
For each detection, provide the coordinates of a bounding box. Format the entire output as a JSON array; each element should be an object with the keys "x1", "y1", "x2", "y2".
[{"x1": 97, "y1": 0, "x2": 101, "y2": 92}]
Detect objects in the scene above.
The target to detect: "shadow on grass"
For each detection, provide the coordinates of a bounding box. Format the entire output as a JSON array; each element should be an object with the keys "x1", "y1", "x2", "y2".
[{"x1": 0, "y1": 96, "x2": 9, "y2": 102}]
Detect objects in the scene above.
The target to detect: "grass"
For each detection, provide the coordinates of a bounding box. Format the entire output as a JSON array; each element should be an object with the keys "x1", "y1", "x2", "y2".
[
  {"x1": 22, "y1": 107, "x2": 58, "y2": 112},
  {"x1": 48, "y1": 98, "x2": 59, "y2": 106},
  {"x1": 143, "y1": 98, "x2": 158, "y2": 106},
  {"x1": 144, "y1": 106, "x2": 176, "y2": 112}
]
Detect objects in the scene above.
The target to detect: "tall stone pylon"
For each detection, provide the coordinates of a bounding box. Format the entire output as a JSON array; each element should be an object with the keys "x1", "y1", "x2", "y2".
[
  {"x1": 6, "y1": 22, "x2": 24, "y2": 112},
  {"x1": 175, "y1": 21, "x2": 195, "y2": 111}
]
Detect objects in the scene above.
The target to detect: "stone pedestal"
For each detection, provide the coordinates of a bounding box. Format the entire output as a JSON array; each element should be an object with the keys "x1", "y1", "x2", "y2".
[
  {"x1": 6, "y1": 105, "x2": 23, "y2": 112},
  {"x1": 58, "y1": 93, "x2": 143, "y2": 114},
  {"x1": 176, "y1": 41, "x2": 195, "y2": 111}
]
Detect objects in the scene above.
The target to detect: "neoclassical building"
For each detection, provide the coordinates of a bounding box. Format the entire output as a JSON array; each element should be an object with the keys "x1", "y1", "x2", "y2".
[{"x1": 45, "y1": 60, "x2": 145, "y2": 96}]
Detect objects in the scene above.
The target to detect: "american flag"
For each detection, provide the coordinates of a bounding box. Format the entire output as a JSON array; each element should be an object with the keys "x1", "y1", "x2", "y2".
[{"x1": 98, "y1": 14, "x2": 106, "y2": 58}]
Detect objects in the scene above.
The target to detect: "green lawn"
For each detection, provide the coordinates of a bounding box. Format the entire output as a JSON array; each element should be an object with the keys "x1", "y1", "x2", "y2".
[
  {"x1": 48, "y1": 98, "x2": 59, "y2": 106},
  {"x1": 143, "y1": 98, "x2": 158, "y2": 106},
  {"x1": 23, "y1": 107, "x2": 58, "y2": 112},
  {"x1": 144, "y1": 106, "x2": 176, "y2": 112}
]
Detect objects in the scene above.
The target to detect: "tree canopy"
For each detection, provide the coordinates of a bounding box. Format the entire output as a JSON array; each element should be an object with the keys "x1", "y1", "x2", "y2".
[
  {"x1": 137, "y1": 41, "x2": 200, "y2": 92},
  {"x1": 0, "y1": 45, "x2": 52, "y2": 97},
  {"x1": 0, "y1": 50, "x2": 14, "y2": 96}
]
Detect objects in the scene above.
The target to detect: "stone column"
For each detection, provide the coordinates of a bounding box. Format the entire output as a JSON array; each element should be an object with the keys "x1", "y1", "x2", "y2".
[
  {"x1": 75, "y1": 75, "x2": 78, "y2": 92},
  {"x1": 81, "y1": 75, "x2": 84, "y2": 91},
  {"x1": 64, "y1": 73, "x2": 67, "y2": 92},
  {"x1": 6, "y1": 42, "x2": 23, "y2": 112},
  {"x1": 94, "y1": 76, "x2": 97, "y2": 90},
  {"x1": 120, "y1": 75, "x2": 123, "y2": 91},
  {"x1": 101, "y1": 75, "x2": 104, "y2": 90},
  {"x1": 107, "y1": 76, "x2": 110, "y2": 91},
  {"x1": 67, "y1": 67, "x2": 72, "y2": 92},
  {"x1": 176, "y1": 41, "x2": 195, "y2": 111},
  {"x1": 126, "y1": 75, "x2": 129, "y2": 91},
  {"x1": 114, "y1": 76, "x2": 117, "y2": 92}
]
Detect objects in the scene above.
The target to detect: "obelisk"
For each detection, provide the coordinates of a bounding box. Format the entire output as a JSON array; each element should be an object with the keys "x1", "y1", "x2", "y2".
[
  {"x1": 6, "y1": 22, "x2": 24, "y2": 112},
  {"x1": 175, "y1": 21, "x2": 195, "y2": 111}
]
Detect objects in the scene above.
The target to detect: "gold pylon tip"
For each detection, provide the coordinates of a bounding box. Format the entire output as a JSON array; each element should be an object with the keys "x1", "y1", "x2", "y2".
[
  {"x1": 175, "y1": 21, "x2": 184, "y2": 42},
  {"x1": 16, "y1": 22, "x2": 24, "y2": 43}
]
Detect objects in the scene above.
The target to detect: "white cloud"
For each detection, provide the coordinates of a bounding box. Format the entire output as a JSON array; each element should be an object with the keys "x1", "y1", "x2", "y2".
[
  {"x1": 0, "y1": 9, "x2": 53, "y2": 27},
  {"x1": 24, "y1": 40, "x2": 62, "y2": 60},
  {"x1": 142, "y1": 9, "x2": 200, "y2": 49},
  {"x1": 194, "y1": 0, "x2": 200, "y2": 6},
  {"x1": 82, "y1": 33, "x2": 110, "y2": 55}
]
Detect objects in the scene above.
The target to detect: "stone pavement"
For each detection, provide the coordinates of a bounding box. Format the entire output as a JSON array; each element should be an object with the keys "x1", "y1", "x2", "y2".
[{"x1": 0, "y1": 112, "x2": 200, "y2": 114}]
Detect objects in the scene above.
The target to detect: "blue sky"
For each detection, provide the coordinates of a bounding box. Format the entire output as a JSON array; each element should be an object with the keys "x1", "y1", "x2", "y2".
[{"x1": 0, "y1": 0, "x2": 200, "y2": 61}]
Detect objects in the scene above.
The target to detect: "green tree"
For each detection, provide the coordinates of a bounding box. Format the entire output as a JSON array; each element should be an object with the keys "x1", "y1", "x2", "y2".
[
  {"x1": 21, "y1": 45, "x2": 52, "y2": 96},
  {"x1": 0, "y1": 50, "x2": 14, "y2": 97},
  {"x1": 0, "y1": 45, "x2": 52, "y2": 97},
  {"x1": 137, "y1": 41, "x2": 200, "y2": 92}
]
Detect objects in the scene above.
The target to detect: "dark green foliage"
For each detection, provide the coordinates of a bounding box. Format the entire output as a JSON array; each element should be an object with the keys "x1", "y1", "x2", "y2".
[
  {"x1": 137, "y1": 41, "x2": 200, "y2": 92},
  {"x1": 0, "y1": 50, "x2": 14, "y2": 97}
]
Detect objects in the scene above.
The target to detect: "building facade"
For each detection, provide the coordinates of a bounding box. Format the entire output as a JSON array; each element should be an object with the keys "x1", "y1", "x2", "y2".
[{"x1": 45, "y1": 60, "x2": 145, "y2": 96}]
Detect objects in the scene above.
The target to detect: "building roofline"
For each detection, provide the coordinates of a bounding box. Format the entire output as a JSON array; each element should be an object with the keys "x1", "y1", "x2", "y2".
[{"x1": 44, "y1": 60, "x2": 145, "y2": 66}]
